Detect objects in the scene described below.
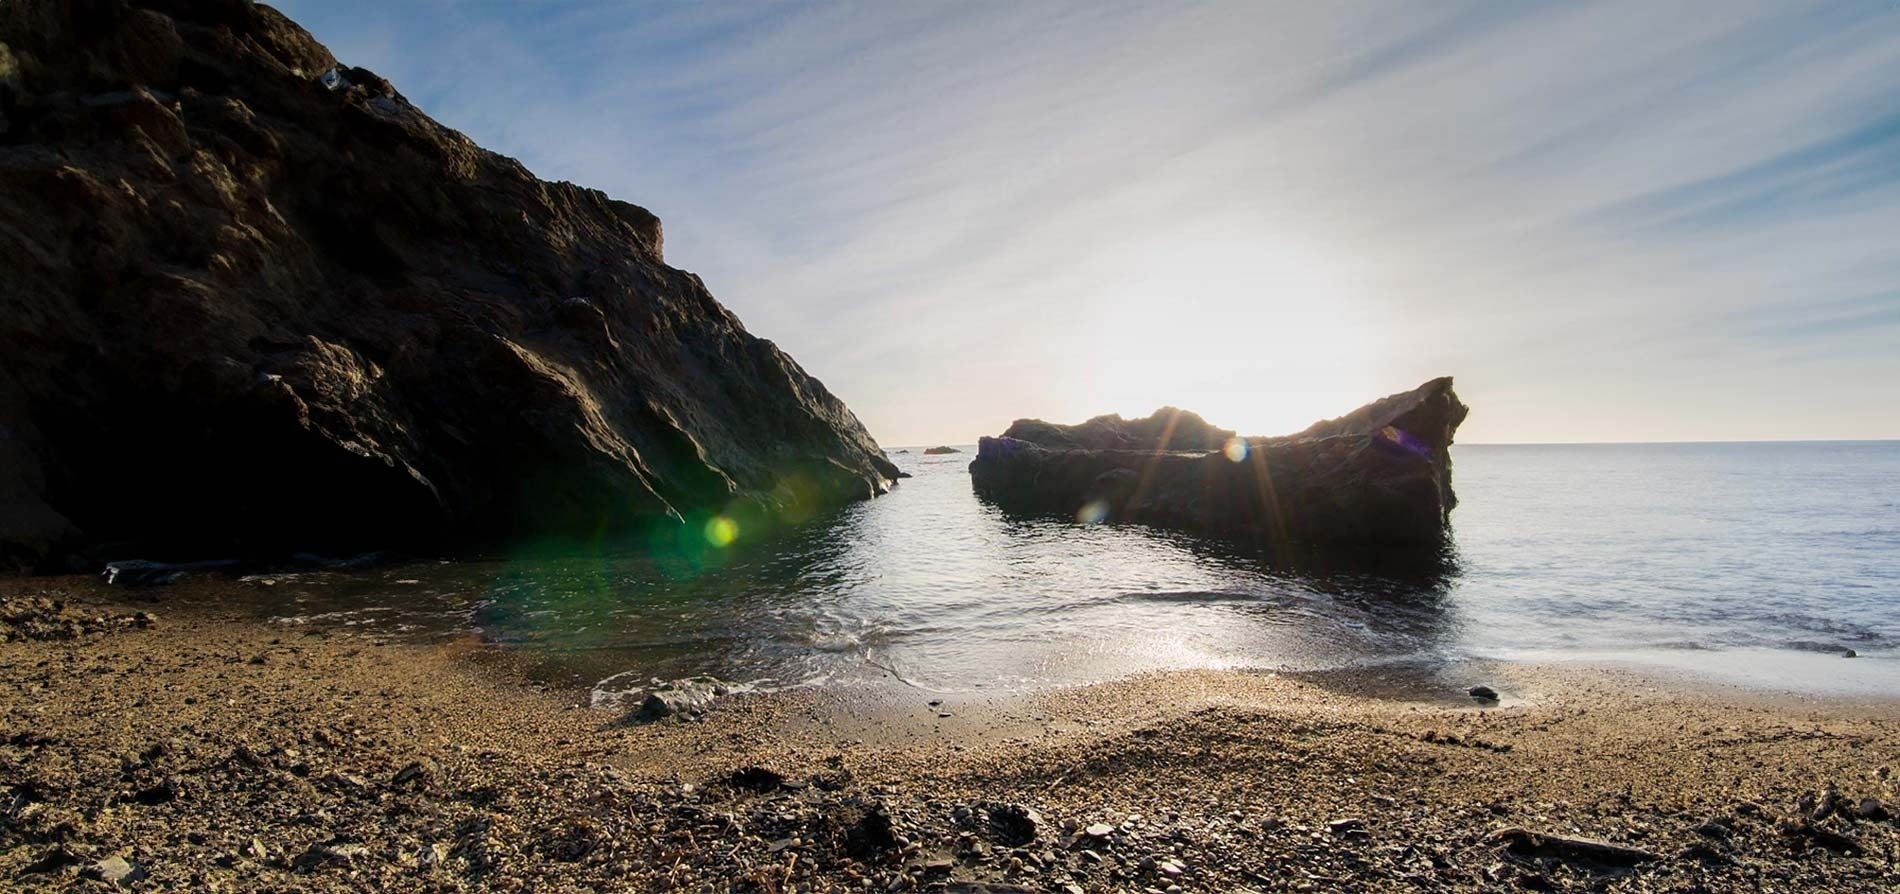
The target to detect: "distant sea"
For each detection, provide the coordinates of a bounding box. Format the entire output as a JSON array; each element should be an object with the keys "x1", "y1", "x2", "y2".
[{"x1": 234, "y1": 442, "x2": 1900, "y2": 698}]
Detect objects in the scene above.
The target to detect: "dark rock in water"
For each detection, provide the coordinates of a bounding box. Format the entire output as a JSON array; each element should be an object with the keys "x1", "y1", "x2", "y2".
[
  {"x1": 1467, "y1": 685, "x2": 1500, "y2": 701},
  {"x1": 970, "y1": 378, "x2": 1468, "y2": 548},
  {"x1": 924, "y1": 446, "x2": 962, "y2": 455},
  {"x1": 1788, "y1": 641, "x2": 1862, "y2": 658},
  {"x1": 0, "y1": 1, "x2": 897, "y2": 572}
]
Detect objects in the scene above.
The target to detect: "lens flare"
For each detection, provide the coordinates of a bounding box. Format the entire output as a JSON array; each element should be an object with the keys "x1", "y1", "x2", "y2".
[
  {"x1": 1076, "y1": 499, "x2": 1110, "y2": 524},
  {"x1": 1378, "y1": 425, "x2": 1430, "y2": 458},
  {"x1": 1222, "y1": 437, "x2": 1249, "y2": 463},
  {"x1": 704, "y1": 516, "x2": 739, "y2": 547}
]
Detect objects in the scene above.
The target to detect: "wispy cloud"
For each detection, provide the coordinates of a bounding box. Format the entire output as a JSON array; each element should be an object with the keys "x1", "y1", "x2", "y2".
[{"x1": 278, "y1": 0, "x2": 1900, "y2": 443}]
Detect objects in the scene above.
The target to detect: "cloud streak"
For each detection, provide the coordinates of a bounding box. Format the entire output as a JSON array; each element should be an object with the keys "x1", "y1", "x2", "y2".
[{"x1": 277, "y1": 0, "x2": 1900, "y2": 443}]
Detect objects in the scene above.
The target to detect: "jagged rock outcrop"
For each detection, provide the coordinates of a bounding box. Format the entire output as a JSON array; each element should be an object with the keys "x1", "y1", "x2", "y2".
[
  {"x1": 0, "y1": 0, "x2": 897, "y2": 571},
  {"x1": 970, "y1": 378, "x2": 1468, "y2": 549},
  {"x1": 1000, "y1": 408, "x2": 1233, "y2": 453}
]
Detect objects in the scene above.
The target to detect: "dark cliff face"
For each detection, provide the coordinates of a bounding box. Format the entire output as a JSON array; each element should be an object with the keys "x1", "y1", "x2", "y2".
[
  {"x1": 970, "y1": 379, "x2": 1469, "y2": 552},
  {"x1": 0, "y1": 0, "x2": 898, "y2": 571}
]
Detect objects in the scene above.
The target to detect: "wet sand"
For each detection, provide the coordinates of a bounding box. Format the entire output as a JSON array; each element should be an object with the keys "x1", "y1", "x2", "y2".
[{"x1": 2, "y1": 583, "x2": 1896, "y2": 892}]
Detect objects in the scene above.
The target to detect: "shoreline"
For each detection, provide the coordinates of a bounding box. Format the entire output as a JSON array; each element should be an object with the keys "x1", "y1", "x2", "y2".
[{"x1": 4, "y1": 587, "x2": 1897, "y2": 892}]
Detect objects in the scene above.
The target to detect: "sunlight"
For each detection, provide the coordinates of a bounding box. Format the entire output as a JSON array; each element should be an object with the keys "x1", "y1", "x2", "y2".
[
  {"x1": 1083, "y1": 227, "x2": 1371, "y2": 437},
  {"x1": 1221, "y1": 436, "x2": 1249, "y2": 462}
]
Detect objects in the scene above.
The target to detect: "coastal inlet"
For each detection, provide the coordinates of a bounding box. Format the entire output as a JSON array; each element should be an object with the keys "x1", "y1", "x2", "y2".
[{"x1": 165, "y1": 440, "x2": 1900, "y2": 699}]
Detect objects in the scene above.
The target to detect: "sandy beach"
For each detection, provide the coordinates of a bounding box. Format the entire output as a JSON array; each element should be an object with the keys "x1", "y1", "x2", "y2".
[{"x1": 3, "y1": 581, "x2": 1895, "y2": 893}]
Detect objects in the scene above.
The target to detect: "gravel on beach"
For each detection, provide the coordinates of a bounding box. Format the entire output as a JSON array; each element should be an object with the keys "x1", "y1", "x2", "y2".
[{"x1": 2, "y1": 587, "x2": 1896, "y2": 892}]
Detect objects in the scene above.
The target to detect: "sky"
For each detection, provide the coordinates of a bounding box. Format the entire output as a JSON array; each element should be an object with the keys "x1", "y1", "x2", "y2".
[{"x1": 274, "y1": 0, "x2": 1900, "y2": 445}]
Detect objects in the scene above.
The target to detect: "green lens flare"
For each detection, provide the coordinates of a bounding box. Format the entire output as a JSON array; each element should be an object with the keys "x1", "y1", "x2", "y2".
[{"x1": 705, "y1": 516, "x2": 739, "y2": 547}]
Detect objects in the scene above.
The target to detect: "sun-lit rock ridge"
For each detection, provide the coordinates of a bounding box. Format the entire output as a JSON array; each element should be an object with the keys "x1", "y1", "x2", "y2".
[
  {"x1": 969, "y1": 378, "x2": 1468, "y2": 550},
  {"x1": 999, "y1": 407, "x2": 1235, "y2": 453},
  {"x1": 0, "y1": 0, "x2": 898, "y2": 571}
]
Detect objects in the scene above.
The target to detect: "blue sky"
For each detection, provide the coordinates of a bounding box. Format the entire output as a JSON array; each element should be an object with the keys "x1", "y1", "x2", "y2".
[{"x1": 275, "y1": 1, "x2": 1900, "y2": 444}]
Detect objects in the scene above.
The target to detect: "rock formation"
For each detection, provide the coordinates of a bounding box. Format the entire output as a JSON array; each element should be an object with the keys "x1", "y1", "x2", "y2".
[
  {"x1": 999, "y1": 408, "x2": 1233, "y2": 453},
  {"x1": 969, "y1": 378, "x2": 1468, "y2": 549},
  {"x1": 0, "y1": 0, "x2": 897, "y2": 571},
  {"x1": 922, "y1": 446, "x2": 961, "y2": 455}
]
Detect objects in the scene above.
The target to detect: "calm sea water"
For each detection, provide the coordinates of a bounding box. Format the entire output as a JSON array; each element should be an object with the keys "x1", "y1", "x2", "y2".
[{"x1": 225, "y1": 442, "x2": 1900, "y2": 697}]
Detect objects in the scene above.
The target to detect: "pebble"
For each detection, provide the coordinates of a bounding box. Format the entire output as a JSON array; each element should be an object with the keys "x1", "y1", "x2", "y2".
[
  {"x1": 86, "y1": 855, "x2": 144, "y2": 885},
  {"x1": 1085, "y1": 823, "x2": 1115, "y2": 838},
  {"x1": 296, "y1": 841, "x2": 368, "y2": 868},
  {"x1": 391, "y1": 758, "x2": 436, "y2": 788},
  {"x1": 988, "y1": 802, "x2": 1044, "y2": 845},
  {"x1": 419, "y1": 842, "x2": 451, "y2": 869},
  {"x1": 730, "y1": 766, "x2": 786, "y2": 793},
  {"x1": 1693, "y1": 817, "x2": 1732, "y2": 838},
  {"x1": 1467, "y1": 686, "x2": 1500, "y2": 701}
]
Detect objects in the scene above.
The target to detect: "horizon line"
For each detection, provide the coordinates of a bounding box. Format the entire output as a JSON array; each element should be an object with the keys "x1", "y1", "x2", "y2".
[{"x1": 883, "y1": 437, "x2": 1900, "y2": 449}]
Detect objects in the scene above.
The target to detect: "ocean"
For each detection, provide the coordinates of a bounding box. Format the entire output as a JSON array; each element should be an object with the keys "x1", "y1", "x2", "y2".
[{"x1": 234, "y1": 441, "x2": 1900, "y2": 698}]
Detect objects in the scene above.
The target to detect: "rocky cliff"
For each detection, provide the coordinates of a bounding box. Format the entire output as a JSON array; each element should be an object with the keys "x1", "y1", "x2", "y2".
[
  {"x1": 0, "y1": 0, "x2": 898, "y2": 571},
  {"x1": 970, "y1": 379, "x2": 1468, "y2": 550}
]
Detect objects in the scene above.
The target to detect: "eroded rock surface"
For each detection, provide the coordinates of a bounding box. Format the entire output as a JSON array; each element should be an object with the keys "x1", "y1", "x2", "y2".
[
  {"x1": 970, "y1": 378, "x2": 1468, "y2": 549},
  {"x1": 1000, "y1": 408, "x2": 1234, "y2": 453},
  {"x1": 0, "y1": 0, "x2": 896, "y2": 571}
]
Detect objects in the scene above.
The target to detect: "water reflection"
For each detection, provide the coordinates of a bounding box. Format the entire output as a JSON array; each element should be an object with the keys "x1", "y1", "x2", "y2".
[
  {"x1": 169, "y1": 449, "x2": 1464, "y2": 694},
  {"x1": 151, "y1": 442, "x2": 1900, "y2": 697}
]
